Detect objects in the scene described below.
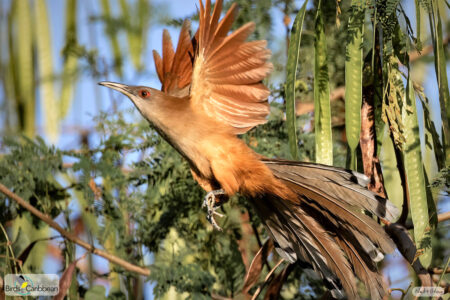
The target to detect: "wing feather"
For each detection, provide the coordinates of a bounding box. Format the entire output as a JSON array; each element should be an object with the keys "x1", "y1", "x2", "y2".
[
  {"x1": 214, "y1": 83, "x2": 270, "y2": 103},
  {"x1": 191, "y1": 0, "x2": 271, "y2": 134},
  {"x1": 153, "y1": 50, "x2": 163, "y2": 83},
  {"x1": 152, "y1": 20, "x2": 195, "y2": 96},
  {"x1": 162, "y1": 30, "x2": 174, "y2": 75}
]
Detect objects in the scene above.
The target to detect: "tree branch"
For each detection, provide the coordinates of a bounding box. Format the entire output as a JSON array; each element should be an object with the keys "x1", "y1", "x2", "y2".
[
  {"x1": 0, "y1": 183, "x2": 150, "y2": 276},
  {"x1": 384, "y1": 223, "x2": 433, "y2": 287},
  {"x1": 404, "y1": 211, "x2": 450, "y2": 229},
  {"x1": 429, "y1": 266, "x2": 450, "y2": 275}
]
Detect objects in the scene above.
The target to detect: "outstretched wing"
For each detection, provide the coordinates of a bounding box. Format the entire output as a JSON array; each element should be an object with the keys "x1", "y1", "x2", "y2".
[
  {"x1": 153, "y1": 20, "x2": 196, "y2": 97},
  {"x1": 190, "y1": 0, "x2": 272, "y2": 134}
]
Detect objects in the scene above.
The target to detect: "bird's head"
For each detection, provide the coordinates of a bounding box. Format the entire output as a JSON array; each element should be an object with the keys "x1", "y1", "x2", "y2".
[{"x1": 98, "y1": 81, "x2": 175, "y2": 127}]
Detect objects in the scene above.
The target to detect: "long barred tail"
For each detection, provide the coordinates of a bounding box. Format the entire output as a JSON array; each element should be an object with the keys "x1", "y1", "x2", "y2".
[{"x1": 252, "y1": 158, "x2": 399, "y2": 300}]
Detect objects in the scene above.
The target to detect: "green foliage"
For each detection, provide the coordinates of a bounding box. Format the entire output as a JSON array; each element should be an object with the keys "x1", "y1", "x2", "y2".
[
  {"x1": 226, "y1": 0, "x2": 273, "y2": 40},
  {"x1": 84, "y1": 285, "x2": 107, "y2": 300},
  {"x1": 0, "y1": 136, "x2": 67, "y2": 222}
]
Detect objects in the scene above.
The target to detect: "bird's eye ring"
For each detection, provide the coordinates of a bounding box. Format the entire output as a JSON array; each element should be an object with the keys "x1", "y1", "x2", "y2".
[{"x1": 139, "y1": 89, "x2": 150, "y2": 98}]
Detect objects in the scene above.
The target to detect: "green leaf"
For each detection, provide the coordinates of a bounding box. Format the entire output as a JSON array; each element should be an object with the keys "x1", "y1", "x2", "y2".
[
  {"x1": 84, "y1": 285, "x2": 107, "y2": 300},
  {"x1": 403, "y1": 73, "x2": 432, "y2": 267},
  {"x1": 313, "y1": 0, "x2": 332, "y2": 165},
  {"x1": 345, "y1": 0, "x2": 365, "y2": 170},
  {"x1": 34, "y1": 0, "x2": 59, "y2": 141},
  {"x1": 285, "y1": 0, "x2": 308, "y2": 161}
]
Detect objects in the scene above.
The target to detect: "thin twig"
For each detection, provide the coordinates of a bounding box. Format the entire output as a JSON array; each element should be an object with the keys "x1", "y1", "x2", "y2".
[
  {"x1": 251, "y1": 259, "x2": 284, "y2": 300},
  {"x1": 436, "y1": 256, "x2": 450, "y2": 293},
  {"x1": 246, "y1": 207, "x2": 271, "y2": 271},
  {"x1": 0, "y1": 183, "x2": 150, "y2": 276},
  {"x1": 429, "y1": 266, "x2": 450, "y2": 274},
  {"x1": 0, "y1": 222, "x2": 21, "y2": 273}
]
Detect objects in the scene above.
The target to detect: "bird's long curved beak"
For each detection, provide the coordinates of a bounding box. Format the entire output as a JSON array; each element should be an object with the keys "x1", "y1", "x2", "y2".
[{"x1": 98, "y1": 81, "x2": 133, "y2": 97}]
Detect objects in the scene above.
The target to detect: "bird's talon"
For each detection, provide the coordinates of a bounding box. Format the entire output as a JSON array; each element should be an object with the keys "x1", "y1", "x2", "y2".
[
  {"x1": 213, "y1": 211, "x2": 224, "y2": 218},
  {"x1": 203, "y1": 189, "x2": 225, "y2": 230}
]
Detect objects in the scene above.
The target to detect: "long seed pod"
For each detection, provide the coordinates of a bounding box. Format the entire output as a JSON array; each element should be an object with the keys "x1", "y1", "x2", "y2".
[
  {"x1": 101, "y1": 0, "x2": 123, "y2": 77},
  {"x1": 34, "y1": 0, "x2": 59, "y2": 141},
  {"x1": 430, "y1": 2, "x2": 450, "y2": 167},
  {"x1": 16, "y1": 0, "x2": 35, "y2": 136},
  {"x1": 285, "y1": 0, "x2": 308, "y2": 161},
  {"x1": 313, "y1": 0, "x2": 332, "y2": 165},
  {"x1": 380, "y1": 128, "x2": 403, "y2": 213},
  {"x1": 60, "y1": 0, "x2": 78, "y2": 118},
  {"x1": 345, "y1": 0, "x2": 365, "y2": 169},
  {"x1": 119, "y1": 0, "x2": 148, "y2": 70},
  {"x1": 403, "y1": 72, "x2": 432, "y2": 267}
]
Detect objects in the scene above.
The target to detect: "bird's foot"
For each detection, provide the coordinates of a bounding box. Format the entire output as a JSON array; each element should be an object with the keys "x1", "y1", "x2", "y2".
[{"x1": 202, "y1": 189, "x2": 225, "y2": 231}]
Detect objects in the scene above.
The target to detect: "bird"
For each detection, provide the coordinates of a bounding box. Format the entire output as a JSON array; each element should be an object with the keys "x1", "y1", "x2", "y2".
[{"x1": 99, "y1": 0, "x2": 399, "y2": 299}]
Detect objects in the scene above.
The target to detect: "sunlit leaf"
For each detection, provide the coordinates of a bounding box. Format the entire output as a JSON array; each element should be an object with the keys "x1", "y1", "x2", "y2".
[{"x1": 85, "y1": 285, "x2": 107, "y2": 300}]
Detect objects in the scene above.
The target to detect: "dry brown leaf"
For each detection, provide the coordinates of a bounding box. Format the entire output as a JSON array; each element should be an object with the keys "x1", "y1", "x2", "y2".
[
  {"x1": 53, "y1": 253, "x2": 87, "y2": 300},
  {"x1": 242, "y1": 239, "x2": 274, "y2": 293},
  {"x1": 263, "y1": 264, "x2": 293, "y2": 300}
]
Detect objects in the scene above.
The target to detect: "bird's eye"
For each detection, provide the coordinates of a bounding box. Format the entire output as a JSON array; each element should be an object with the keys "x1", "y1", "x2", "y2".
[{"x1": 139, "y1": 89, "x2": 150, "y2": 98}]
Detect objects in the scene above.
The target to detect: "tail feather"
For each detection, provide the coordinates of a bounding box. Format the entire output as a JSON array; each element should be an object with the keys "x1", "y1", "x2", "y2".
[
  {"x1": 280, "y1": 174, "x2": 395, "y2": 253},
  {"x1": 284, "y1": 203, "x2": 359, "y2": 299},
  {"x1": 251, "y1": 158, "x2": 399, "y2": 300},
  {"x1": 262, "y1": 159, "x2": 399, "y2": 221},
  {"x1": 336, "y1": 237, "x2": 387, "y2": 300},
  {"x1": 252, "y1": 196, "x2": 356, "y2": 299}
]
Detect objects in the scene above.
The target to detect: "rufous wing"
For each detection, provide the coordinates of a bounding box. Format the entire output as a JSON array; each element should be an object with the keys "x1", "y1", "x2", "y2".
[
  {"x1": 153, "y1": 20, "x2": 195, "y2": 97},
  {"x1": 190, "y1": 0, "x2": 272, "y2": 134}
]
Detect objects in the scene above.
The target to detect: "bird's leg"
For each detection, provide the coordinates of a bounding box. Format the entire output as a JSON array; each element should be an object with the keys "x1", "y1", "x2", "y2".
[{"x1": 202, "y1": 189, "x2": 226, "y2": 231}]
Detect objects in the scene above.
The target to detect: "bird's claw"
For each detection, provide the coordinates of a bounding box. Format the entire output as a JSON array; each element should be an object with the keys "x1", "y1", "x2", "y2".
[{"x1": 202, "y1": 189, "x2": 225, "y2": 231}]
